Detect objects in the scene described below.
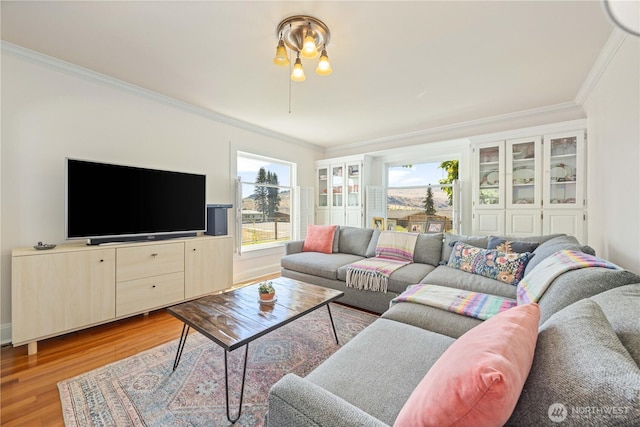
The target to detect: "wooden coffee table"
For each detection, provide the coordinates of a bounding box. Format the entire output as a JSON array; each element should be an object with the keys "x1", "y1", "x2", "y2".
[{"x1": 167, "y1": 277, "x2": 344, "y2": 423}]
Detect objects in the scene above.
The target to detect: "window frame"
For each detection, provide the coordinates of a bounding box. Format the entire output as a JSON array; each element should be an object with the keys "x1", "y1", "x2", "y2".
[{"x1": 237, "y1": 151, "x2": 296, "y2": 252}]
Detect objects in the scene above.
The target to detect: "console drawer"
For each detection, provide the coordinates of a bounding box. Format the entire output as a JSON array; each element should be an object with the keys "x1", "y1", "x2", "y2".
[
  {"x1": 116, "y1": 242, "x2": 184, "y2": 282},
  {"x1": 116, "y1": 272, "x2": 184, "y2": 317}
]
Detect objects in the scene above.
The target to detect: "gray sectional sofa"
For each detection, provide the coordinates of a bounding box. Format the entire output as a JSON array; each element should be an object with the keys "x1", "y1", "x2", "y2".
[
  {"x1": 282, "y1": 227, "x2": 586, "y2": 315},
  {"x1": 271, "y1": 227, "x2": 640, "y2": 426}
]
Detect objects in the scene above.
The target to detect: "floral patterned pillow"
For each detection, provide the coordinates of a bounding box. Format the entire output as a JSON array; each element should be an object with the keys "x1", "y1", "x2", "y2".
[{"x1": 447, "y1": 241, "x2": 533, "y2": 285}]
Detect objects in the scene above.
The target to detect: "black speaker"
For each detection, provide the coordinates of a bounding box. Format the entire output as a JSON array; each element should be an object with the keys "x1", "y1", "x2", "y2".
[{"x1": 206, "y1": 204, "x2": 232, "y2": 236}]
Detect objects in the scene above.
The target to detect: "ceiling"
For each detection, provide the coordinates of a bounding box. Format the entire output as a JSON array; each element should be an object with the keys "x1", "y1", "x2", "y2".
[{"x1": 1, "y1": 1, "x2": 614, "y2": 149}]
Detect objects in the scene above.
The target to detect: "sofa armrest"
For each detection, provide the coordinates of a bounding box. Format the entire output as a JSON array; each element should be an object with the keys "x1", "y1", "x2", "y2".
[
  {"x1": 267, "y1": 373, "x2": 390, "y2": 427},
  {"x1": 284, "y1": 240, "x2": 305, "y2": 255}
]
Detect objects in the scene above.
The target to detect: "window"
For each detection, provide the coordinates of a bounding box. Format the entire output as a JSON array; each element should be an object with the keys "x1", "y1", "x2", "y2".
[
  {"x1": 386, "y1": 161, "x2": 458, "y2": 233},
  {"x1": 237, "y1": 152, "x2": 294, "y2": 249}
]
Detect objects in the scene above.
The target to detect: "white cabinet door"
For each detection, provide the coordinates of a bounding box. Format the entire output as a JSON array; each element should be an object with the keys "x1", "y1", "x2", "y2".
[
  {"x1": 474, "y1": 141, "x2": 505, "y2": 210},
  {"x1": 506, "y1": 136, "x2": 541, "y2": 209},
  {"x1": 473, "y1": 209, "x2": 505, "y2": 236},
  {"x1": 316, "y1": 158, "x2": 366, "y2": 227},
  {"x1": 543, "y1": 131, "x2": 585, "y2": 209},
  {"x1": 315, "y1": 166, "x2": 329, "y2": 225},
  {"x1": 506, "y1": 210, "x2": 542, "y2": 236},
  {"x1": 543, "y1": 209, "x2": 586, "y2": 242}
]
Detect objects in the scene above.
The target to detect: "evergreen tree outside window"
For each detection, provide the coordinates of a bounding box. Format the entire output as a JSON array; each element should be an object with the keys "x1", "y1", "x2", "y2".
[
  {"x1": 238, "y1": 152, "x2": 293, "y2": 248},
  {"x1": 424, "y1": 186, "x2": 437, "y2": 215}
]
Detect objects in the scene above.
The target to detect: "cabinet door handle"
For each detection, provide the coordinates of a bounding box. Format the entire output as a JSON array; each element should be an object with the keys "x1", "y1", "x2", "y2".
[
  {"x1": 100, "y1": 259, "x2": 104, "y2": 262},
  {"x1": 151, "y1": 253, "x2": 158, "y2": 257},
  {"x1": 193, "y1": 248, "x2": 197, "y2": 252},
  {"x1": 152, "y1": 285, "x2": 156, "y2": 288}
]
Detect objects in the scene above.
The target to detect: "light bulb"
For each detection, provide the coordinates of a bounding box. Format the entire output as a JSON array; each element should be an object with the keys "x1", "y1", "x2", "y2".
[
  {"x1": 273, "y1": 39, "x2": 290, "y2": 66},
  {"x1": 291, "y1": 56, "x2": 305, "y2": 82},
  {"x1": 300, "y1": 34, "x2": 319, "y2": 59},
  {"x1": 316, "y1": 49, "x2": 332, "y2": 75}
]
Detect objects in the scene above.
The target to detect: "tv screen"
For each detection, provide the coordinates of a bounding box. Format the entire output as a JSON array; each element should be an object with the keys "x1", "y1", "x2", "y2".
[{"x1": 66, "y1": 159, "x2": 206, "y2": 243}]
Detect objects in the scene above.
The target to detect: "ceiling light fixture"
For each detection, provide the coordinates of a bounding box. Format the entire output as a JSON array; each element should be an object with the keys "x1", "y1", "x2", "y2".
[{"x1": 274, "y1": 15, "x2": 332, "y2": 80}]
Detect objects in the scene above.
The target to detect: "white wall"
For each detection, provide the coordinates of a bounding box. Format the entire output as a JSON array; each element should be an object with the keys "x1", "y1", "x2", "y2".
[
  {"x1": 0, "y1": 50, "x2": 321, "y2": 340},
  {"x1": 583, "y1": 35, "x2": 640, "y2": 272}
]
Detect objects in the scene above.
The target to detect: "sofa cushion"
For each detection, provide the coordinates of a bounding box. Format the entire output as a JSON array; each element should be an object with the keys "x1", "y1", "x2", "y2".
[
  {"x1": 306, "y1": 318, "x2": 455, "y2": 425},
  {"x1": 332, "y1": 226, "x2": 340, "y2": 253},
  {"x1": 536, "y1": 267, "x2": 640, "y2": 325},
  {"x1": 280, "y1": 252, "x2": 365, "y2": 280},
  {"x1": 441, "y1": 233, "x2": 489, "y2": 264},
  {"x1": 487, "y1": 236, "x2": 539, "y2": 253},
  {"x1": 338, "y1": 226, "x2": 375, "y2": 257},
  {"x1": 382, "y1": 301, "x2": 483, "y2": 338},
  {"x1": 590, "y1": 284, "x2": 640, "y2": 366},
  {"x1": 507, "y1": 298, "x2": 640, "y2": 426},
  {"x1": 525, "y1": 235, "x2": 595, "y2": 275},
  {"x1": 387, "y1": 263, "x2": 436, "y2": 294},
  {"x1": 394, "y1": 303, "x2": 540, "y2": 427},
  {"x1": 421, "y1": 265, "x2": 517, "y2": 299},
  {"x1": 302, "y1": 224, "x2": 337, "y2": 254},
  {"x1": 413, "y1": 233, "x2": 443, "y2": 266},
  {"x1": 365, "y1": 229, "x2": 381, "y2": 258},
  {"x1": 448, "y1": 242, "x2": 533, "y2": 285}
]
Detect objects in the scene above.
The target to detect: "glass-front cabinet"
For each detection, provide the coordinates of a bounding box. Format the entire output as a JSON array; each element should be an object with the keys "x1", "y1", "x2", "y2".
[
  {"x1": 331, "y1": 165, "x2": 344, "y2": 209},
  {"x1": 506, "y1": 136, "x2": 541, "y2": 208},
  {"x1": 475, "y1": 142, "x2": 504, "y2": 208},
  {"x1": 347, "y1": 163, "x2": 360, "y2": 207},
  {"x1": 472, "y1": 127, "x2": 586, "y2": 239},
  {"x1": 473, "y1": 141, "x2": 505, "y2": 235},
  {"x1": 543, "y1": 131, "x2": 584, "y2": 209},
  {"x1": 317, "y1": 167, "x2": 328, "y2": 208},
  {"x1": 316, "y1": 157, "x2": 365, "y2": 227}
]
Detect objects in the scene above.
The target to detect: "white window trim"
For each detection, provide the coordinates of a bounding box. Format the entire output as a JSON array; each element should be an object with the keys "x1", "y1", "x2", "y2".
[{"x1": 236, "y1": 151, "x2": 296, "y2": 253}]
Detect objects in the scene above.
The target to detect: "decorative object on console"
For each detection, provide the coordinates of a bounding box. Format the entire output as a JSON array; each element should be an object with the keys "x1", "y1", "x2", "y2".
[{"x1": 33, "y1": 241, "x2": 56, "y2": 250}]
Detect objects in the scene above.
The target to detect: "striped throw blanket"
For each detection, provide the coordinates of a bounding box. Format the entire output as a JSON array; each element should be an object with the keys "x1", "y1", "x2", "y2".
[
  {"x1": 391, "y1": 284, "x2": 516, "y2": 320},
  {"x1": 346, "y1": 231, "x2": 418, "y2": 293},
  {"x1": 517, "y1": 249, "x2": 622, "y2": 304}
]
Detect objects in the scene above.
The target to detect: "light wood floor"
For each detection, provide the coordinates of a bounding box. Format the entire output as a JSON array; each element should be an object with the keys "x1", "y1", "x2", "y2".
[{"x1": 0, "y1": 275, "x2": 276, "y2": 426}]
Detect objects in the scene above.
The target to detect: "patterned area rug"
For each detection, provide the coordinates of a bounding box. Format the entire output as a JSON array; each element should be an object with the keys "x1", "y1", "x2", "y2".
[{"x1": 58, "y1": 303, "x2": 377, "y2": 426}]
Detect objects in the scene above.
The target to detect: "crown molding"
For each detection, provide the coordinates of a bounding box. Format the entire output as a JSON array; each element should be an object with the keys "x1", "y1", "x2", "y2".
[
  {"x1": 326, "y1": 101, "x2": 582, "y2": 156},
  {"x1": 575, "y1": 28, "x2": 627, "y2": 105},
  {"x1": 0, "y1": 41, "x2": 324, "y2": 153}
]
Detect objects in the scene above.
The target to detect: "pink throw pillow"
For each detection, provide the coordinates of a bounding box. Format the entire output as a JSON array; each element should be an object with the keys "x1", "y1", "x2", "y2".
[
  {"x1": 394, "y1": 303, "x2": 540, "y2": 427},
  {"x1": 302, "y1": 225, "x2": 337, "y2": 254}
]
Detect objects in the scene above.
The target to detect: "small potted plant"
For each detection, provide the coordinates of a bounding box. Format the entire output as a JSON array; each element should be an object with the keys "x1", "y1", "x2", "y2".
[{"x1": 258, "y1": 281, "x2": 276, "y2": 302}]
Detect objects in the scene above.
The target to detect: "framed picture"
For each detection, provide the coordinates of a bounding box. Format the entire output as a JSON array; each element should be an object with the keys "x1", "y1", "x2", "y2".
[
  {"x1": 426, "y1": 219, "x2": 446, "y2": 233},
  {"x1": 372, "y1": 217, "x2": 385, "y2": 230},
  {"x1": 386, "y1": 219, "x2": 397, "y2": 231},
  {"x1": 409, "y1": 222, "x2": 425, "y2": 233}
]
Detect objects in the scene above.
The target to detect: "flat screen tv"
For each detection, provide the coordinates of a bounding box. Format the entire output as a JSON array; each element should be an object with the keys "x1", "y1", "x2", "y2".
[{"x1": 66, "y1": 158, "x2": 206, "y2": 245}]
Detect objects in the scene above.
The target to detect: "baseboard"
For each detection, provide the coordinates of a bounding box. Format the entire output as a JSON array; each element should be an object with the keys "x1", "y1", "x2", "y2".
[
  {"x1": 1, "y1": 323, "x2": 12, "y2": 345},
  {"x1": 233, "y1": 264, "x2": 280, "y2": 284}
]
